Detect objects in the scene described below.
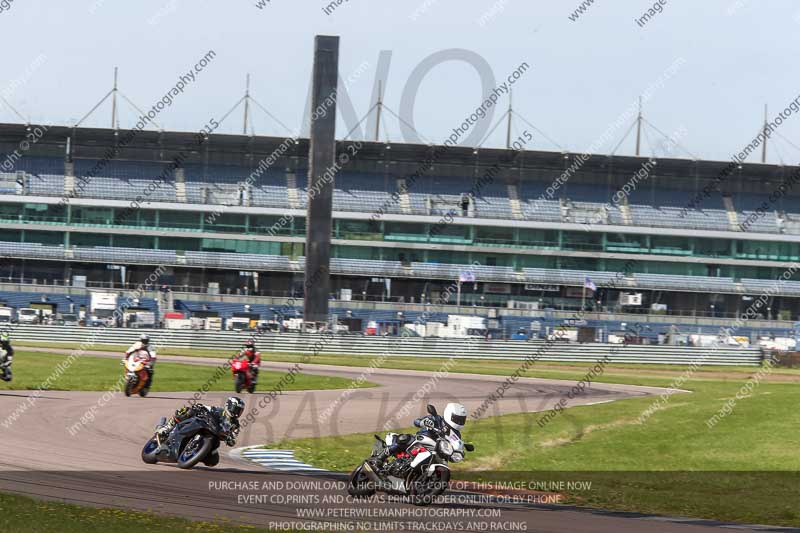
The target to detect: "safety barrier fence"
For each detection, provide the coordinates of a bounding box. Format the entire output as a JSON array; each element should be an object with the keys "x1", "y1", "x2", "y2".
[{"x1": 9, "y1": 325, "x2": 764, "y2": 366}]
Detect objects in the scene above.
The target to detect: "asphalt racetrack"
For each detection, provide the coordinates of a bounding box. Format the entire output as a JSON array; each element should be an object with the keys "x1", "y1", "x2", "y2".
[{"x1": 0, "y1": 352, "x2": 776, "y2": 532}]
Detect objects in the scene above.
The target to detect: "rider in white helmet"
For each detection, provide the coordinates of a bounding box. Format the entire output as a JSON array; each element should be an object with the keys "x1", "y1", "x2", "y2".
[
  {"x1": 375, "y1": 402, "x2": 468, "y2": 467},
  {"x1": 123, "y1": 334, "x2": 157, "y2": 392}
]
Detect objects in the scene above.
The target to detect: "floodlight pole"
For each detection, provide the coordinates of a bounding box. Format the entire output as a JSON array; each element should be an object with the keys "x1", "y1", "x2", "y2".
[
  {"x1": 243, "y1": 74, "x2": 251, "y2": 135},
  {"x1": 762, "y1": 103, "x2": 768, "y2": 163},
  {"x1": 635, "y1": 96, "x2": 642, "y2": 156},
  {"x1": 111, "y1": 67, "x2": 118, "y2": 129},
  {"x1": 374, "y1": 80, "x2": 382, "y2": 141},
  {"x1": 505, "y1": 89, "x2": 513, "y2": 149}
]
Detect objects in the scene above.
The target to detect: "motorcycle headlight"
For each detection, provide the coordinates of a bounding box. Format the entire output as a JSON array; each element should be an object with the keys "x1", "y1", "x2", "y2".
[
  {"x1": 437, "y1": 440, "x2": 454, "y2": 457},
  {"x1": 451, "y1": 452, "x2": 464, "y2": 463}
]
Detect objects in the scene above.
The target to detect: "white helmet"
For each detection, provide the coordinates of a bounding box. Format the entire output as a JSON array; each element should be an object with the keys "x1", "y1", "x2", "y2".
[{"x1": 443, "y1": 403, "x2": 467, "y2": 431}]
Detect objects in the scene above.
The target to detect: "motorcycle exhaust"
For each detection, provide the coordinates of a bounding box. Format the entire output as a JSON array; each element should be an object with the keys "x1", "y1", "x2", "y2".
[{"x1": 361, "y1": 462, "x2": 382, "y2": 484}]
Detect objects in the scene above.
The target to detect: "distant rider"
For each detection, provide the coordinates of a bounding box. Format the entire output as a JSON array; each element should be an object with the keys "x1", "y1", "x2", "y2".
[
  {"x1": 0, "y1": 332, "x2": 14, "y2": 382},
  {"x1": 123, "y1": 334, "x2": 156, "y2": 393},
  {"x1": 374, "y1": 402, "x2": 468, "y2": 467},
  {"x1": 157, "y1": 397, "x2": 245, "y2": 465},
  {"x1": 236, "y1": 338, "x2": 261, "y2": 385}
]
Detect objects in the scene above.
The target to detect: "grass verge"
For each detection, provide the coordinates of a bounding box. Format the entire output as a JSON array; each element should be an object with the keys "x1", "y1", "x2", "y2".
[
  {"x1": 2, "y1": 351, "x2": 375, "y2": 392},
  {"x1": 0, "y1": 491, "x2": 288, "y2": 533},
  {"x1": 15, "y1": 339, "x2": 800, "y2": 384},
  {"x1": 264, "y1": 370, "x2": 800, "y2": 527}
]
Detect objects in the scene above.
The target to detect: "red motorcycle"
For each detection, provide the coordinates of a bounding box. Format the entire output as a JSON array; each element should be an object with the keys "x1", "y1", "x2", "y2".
[{"x1": 231, "y1": 359, "x2": 256, "y2": 393}]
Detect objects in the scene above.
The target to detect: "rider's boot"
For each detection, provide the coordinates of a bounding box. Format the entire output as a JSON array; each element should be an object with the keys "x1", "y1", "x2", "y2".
[
  {"x1": 143, "y1": 367, "x2": 154, "y2": 393},
  {"x1": 371, "y1": 446, "x2": 392, "y2": 469}
]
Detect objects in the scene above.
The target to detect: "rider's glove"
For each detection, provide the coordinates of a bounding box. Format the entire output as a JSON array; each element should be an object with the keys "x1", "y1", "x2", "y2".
[{"x1": 422, "y1": 418, "x2": 435, "y2": 429}]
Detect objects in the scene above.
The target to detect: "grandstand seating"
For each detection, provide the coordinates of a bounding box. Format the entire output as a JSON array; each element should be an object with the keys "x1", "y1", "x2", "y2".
[{"x1": 4, "y1": 154, "x2": 800, "y2": 235}]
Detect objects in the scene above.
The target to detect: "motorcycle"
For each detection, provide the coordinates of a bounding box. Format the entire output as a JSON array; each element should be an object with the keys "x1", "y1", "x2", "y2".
[
  {"x1": 231, "y1": 359, "x2": 256, "y2": 393},
  {"x1": 0, "y1": 348, "x2": 11, "y2": 382},
  {"x1": 140, "y1": 410, "x2": 224, "y2": 469},
  {"x1": 123, "y1": 349, "x2": 153, "y2": 397},
  {"x1": 347, "y1": 404, "x2": 475, "y2": 506}
]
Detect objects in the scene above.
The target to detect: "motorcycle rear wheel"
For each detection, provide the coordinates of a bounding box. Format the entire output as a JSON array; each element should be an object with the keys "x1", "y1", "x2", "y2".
[
  {"x1": 177, "y1": 435, "x2": 214, "y2": 469},
  {"x1": 347, "y1": 463, "x2": 376, "y2": 498}
]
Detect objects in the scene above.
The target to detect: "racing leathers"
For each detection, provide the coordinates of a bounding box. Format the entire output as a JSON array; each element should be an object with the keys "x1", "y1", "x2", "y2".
[
  {"x1": 0, "y1": 337, "x2": 13, "y2": 382},
  {"x1": 376, "y1": 415, "x2": 462, "y2": 466},
  {"x1": 157, "y1": 403, "x2": 241, "y2": 447},
  {"x1": 236, "y1": 348, "x2": 261, "y2": 384},
  {"x1": 124, "y1": 341, "x2": 156, "y2": 390}
]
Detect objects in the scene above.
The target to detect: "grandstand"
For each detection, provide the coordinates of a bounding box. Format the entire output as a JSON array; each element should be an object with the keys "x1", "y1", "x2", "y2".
[{"x1": 1, "y1": 122, "x2": 800, "y2": 322}]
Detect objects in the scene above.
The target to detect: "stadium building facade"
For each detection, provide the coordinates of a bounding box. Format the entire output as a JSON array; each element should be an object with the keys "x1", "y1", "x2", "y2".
[{"x1": 1, "y1": 123, "x2": 800, "y2": 320}]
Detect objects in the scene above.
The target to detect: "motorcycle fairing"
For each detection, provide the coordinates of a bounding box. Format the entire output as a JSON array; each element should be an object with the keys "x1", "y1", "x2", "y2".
[{"x1": 168, "y1": 416, "x2": 219, "y2": 457}]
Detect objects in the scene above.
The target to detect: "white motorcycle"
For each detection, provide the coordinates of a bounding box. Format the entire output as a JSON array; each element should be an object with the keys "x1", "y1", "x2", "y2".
[
  {"x1": 347, "y1": 404, "x2": 475, "y2": 506},
  {"x1": 123, "y1": 349, "x2": 155, "y2": 397}
]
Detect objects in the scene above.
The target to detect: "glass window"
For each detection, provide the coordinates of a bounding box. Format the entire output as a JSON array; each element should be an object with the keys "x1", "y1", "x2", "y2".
[
  {"x1": 159, "y1": 210, "x2": 201, "y2": 230},
  {"x1": 71, "y1": 207, "x2": 113, "y2": 225},
  {"x1": 208, "y1": 213, "x2": 246, "y2": 233},
  {"x1": 71, "y1": 232, "x2": 110, "y2": 247},
  {"x1": 562, "y1": 232, "x2": 602, "y2": 252},
  {"x1": 518, "y1": 228, "x2": 558, "y2": 248},
  {"x1": 114, "y1": 235, "x2": 154, "y2": 249},
  {"x1": 160, "y1": 237, "x2": 199, "y2": 251},
  {"x1": 0, "y1": 203, "x2": 21, "y2": 220},
  {"x1": 475, "y1": 226, "x2": 512, "y2": 245}
]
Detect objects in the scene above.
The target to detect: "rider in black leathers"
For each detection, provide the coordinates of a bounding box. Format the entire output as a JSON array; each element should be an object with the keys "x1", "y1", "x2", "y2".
[
  {"x1": 0, "y1": 333, "x2": 14, "y2": 382},
  {"x1": 157, "y1": 397, "x2": 244, "y2": 448}
]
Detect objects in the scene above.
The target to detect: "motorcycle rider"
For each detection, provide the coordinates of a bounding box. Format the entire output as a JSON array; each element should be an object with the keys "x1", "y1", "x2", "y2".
[
  {"x1": 156, "y1": 397, "x2": 245, "y2": 465},
  {"x1": 235, "y1": 338, "x2": 261, "y2": 385},
  {"x1": 123, "y1": 334, "x2": 156, "y2": 393},
  {"x1": 373, "y1": 402, "x2": 468, "y2": 468},
  {"x1": 0, "y1": 332, "x2": 14, "y2": 382}
]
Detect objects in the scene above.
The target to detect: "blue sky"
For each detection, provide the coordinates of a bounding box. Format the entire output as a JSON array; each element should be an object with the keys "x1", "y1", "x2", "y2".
[{"x1": 1, "y1": 0, "x2": 799, "y2": 163}]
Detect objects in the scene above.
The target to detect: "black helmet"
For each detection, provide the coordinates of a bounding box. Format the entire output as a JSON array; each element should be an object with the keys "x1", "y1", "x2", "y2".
[
  {"x1": 225, "y1": 397, "x2": 245, "y2": 418},
  {"x1": 139, "y1": 334, "x2": 150, "y2": 345},
  {"x1": 244, "y1": 338, "x2": 255, "y2": 349}
]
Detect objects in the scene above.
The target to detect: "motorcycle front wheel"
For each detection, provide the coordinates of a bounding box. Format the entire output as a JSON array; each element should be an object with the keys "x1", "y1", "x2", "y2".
[
  {"x1": 124, "y1": 376, "x2": 136, "y2": 397},
  {"x1": 177, "y1": 434, "x2": 214, "y2": 469},
  {"x1": 407, "y1": 469, "x2": 443, "y2": 506},
  {"x1": 141, "y1": 437, "x2": 160, "y2": 464},
  {"x1": 347, "y1": 463, "x2": 376, "y2": 498},
  {"x1": 234, "y1": 374, "x2": 244, "y2": 393},
  {"x1": 430, "y1": 468, "x2": 450, "y2": 496}
]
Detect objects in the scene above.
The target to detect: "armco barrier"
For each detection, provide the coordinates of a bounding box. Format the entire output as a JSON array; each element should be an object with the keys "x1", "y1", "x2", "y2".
[{"x1": 8, "y1": 325, "x2": 764, "y2": 366}]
